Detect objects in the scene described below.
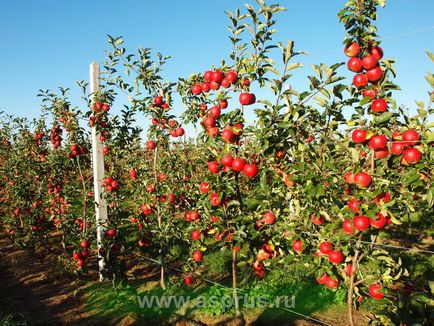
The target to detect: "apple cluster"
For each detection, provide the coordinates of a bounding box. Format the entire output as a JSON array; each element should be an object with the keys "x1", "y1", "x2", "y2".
[
  {"x1": 150, "y1": 96, "x2": 185, "y2": 138},
  {"x1": 345, "y1": 43, "x2": 388, "y2": 114}
]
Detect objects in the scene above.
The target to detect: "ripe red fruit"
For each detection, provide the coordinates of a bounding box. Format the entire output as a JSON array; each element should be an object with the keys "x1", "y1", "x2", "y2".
[
  {"x1": 328, "y1": 250, "x2": 344, "y2": 264},
  {"x1": 284, "y1": 174, "x2": 295, "y2": 187},
  {"x1": 361, "y1": 55, "x2": 378, "y2": 70},
  {"x1": 402, "y1": 147, "x2": 422, "y2": 165},
  {"x1": 72, "y1": 252, "x2": 81, "y2": 260},
  {"x1": 369, "y1": 135, "x2": 387, "y2": 150},
  {"x1": 81, "y1": 249, "x2": 90, "y2": 259},
  {"x1": 210, "y1": 81, "x2": 220, "y2": 90},
  {"x1": 231, "y1": 158, "x2": 246, "y2": 172},
  {"x1": 221, "y1": 155, "x2": 234, "y2": 167},
  {"x1": 362, "y1": 88, "x2": 378, "y2": 99},
  {"x1": 191, "y1": 84, "x2": 202, "y2": 95},
  {"x1": 185, "y1": 275, "x2": 194, "y2": 286},
  {"x1": 141, "y1": 204, "x2": 153, "y2": 216},
  {"x1": 353, "y1": 215, "x2": 370, "y2": 231},
  {"x1": 342, "y1": 219, "x2": 354, "y2": 234},
  {"x1": 102, "y1": 146, "x2": 110, "y2": 156},
  {"x1": 390, "y1": 142, "x2": 404, "y2": 155},
  {"x1": 344, "y1": 172, "x2": 355, "y2": 184},
  {"x1": 212, "y1": 71, "x2": 224, "y2": 83},
  {"x1": 189, "y1": 211, "x2": 200, "y2": 221},
  {"x1": 154, "y1": 96, "x2": 164, "y2": 105},
  {"x1": 175, "y1": 128, "x2": 185, "y2": 137},
  {"x1": 129, "y1": 169, "x2": 137, "y2": 180},
  {"x1": 370, "y1": 46, "x2": 384, "y2": 60},
  {"x1": 191, "y1": 230, "x2": 201, "y2": 241},
  {"x1": 370, "y1": 213, "x2": 387, "y2": 229},
  {"x1": 201, "y1": 82, "x2": 211, "y2": 92},
  {"x1": 146, "y1": 185, "x2": 155, "y2": 193},
  {"x1": 348, "y1": 199, "x2": 360, "y2": 213},
  {"x1": 207, "y1": 161, "x2": 220, "y2": 174},
  {"x1": 207, "y1": 127, "x2": 219, "y2": 137},
  {"x1": 311, "y1": 213, "x2": 325, "y2": 225},
  {"x1": 77, "y1": 258, "x2": 85, "y2": 267},
  {"x1": 210, "y1": 192, "x2": 221, "y2": 206},
  {"x1": 221, "y1": 129, "x2": 235, "y2": 143},
  {"x1": 366, "y1": 66, "x2": 383, "y2": 82},
  {"x1": 239, "y1": 93, "x2": 256, "y2": 105},
  {"x1": 368, "y1": 283, "x2": 384, "y2": 300},
  {"x1": 203, "y1": 116, "x2": 216, "y2": 128},
  {"x1": 209, "y1": 106, "x2": 221, "y2": 117},
  {"x1": 221, "y1": 78, "x2": 231, "y2": 88},
  {"x1": 106, "y1": 228, "x2": 117, "y2": 237},
  {"x1": 80, "y1": 239, "x2": 90, "y2": 248},
  {"x1": 345, "y1": 264, "x2": 353, "y2": 276},
  {"x1": 204, "y1": 71, "x2": 213, "y2": 82},
  {"x1": 263, "y1": 212, "x2": 275, "y2": 225},
  {"x1": 344, "y1": 42, "x2": 360, "y2": 57},
  {"x1": 347, "y1": 58, "x2": 363, "y2": 72},
  {"x1": 319, "y1": 242, "x2": 334, "y2": 255},
  {"x1": 354, "y1": 172, "x2": 372, "y2": 188},
  {"x1": 243, "y1": 164, "x2": 258, "y2": 178},
  {"x1": 317, "y1": 274, "x2": 330, "y2": 285},
  {"x1": 218, "y1": 99, "x2": 228, "y2": 109},
  {"x1": 292, "y1": 239, "x2": 303, "y2": 252},
  {"x1": 371, "y1": 99, "x2": 387, "y2": 113},
  {"x1": 402, "y1": 129, "x2": 419, "y2": 146},
  {"x1": 226, "y1": 71, "x2": 238, "y2": 83},
  {"x1": 374, "y1": 192, "x2": 391, "y2": 205},
  {"x1": 146, "y1": 141, "x2": 157, "y2": 150},
  {"x1": 325, "y1": 277, "x2": 339, "y2": 289},
  {"x1": 193, "y1": 250, "x2": 203, "y2": 262},
  {"x1": 353, "y1": 74, "x2": 368, "y2": 88},
  {"x1": 374, "y1": 148, "x2": 389, "y2": 159},
  {"x1": 199, "y1": 182, "x2": 210, "y2": 194},
  {"x1": 352, "y1": 129, "x2": 367, "y2": 143}
]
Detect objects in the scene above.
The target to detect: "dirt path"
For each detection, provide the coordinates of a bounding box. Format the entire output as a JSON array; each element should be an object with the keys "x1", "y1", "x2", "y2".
[{"x1": 0, "y1": 234, "x2": 96, "y2": 325}]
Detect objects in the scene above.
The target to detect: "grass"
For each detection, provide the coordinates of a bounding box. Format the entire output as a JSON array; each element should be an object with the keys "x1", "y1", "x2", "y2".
[{"x1": 80, "y1": 268, "x2": 349, "y2": 325}]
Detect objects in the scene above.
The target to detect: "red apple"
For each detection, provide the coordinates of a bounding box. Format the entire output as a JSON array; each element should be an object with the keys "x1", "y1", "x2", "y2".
[
  {"x1": 319, "y1": 242, "x2": 334, "y2": 255},
  {"x1": 402, "y1": 147, "x2": 422, "y2": 165},
  {"x1": 347, "y1": 58, "x2": 363, "y2": 72},
  {"x1": 361, "y1": 55, "x2": 378, "y2": 70},
  {"x1": 402, "y1": 129, "x2": 419, "y2": 146},
  {"x1": 368, "y1": 283, "x2": 384, "y2": 299},
  {"x1": 354, "y1": 172, "x2": 372, "y2": 188},
  {"x1": 353, "y1": 74, "x2": 368, "y2": 88},
  {"x1": 344, "y1": 42, "x2": 360, "y2": 57},
  {"x1": 243, "y1": 164, "x2": 258, "y2": 178},
  {"x1": 366, "y1": 66, "x2": 383, "y2": 82},
  {"x1": 353, "y1": 215, "x2": 370, "y2": 231},
  {"x1": 239, "y1": 93, "x2": 256, "y2": 105},
  {"x1": 371, "y1": 99, "x2": 387, "y2": 113},
  {"x1": 231, "y1": 158, "x2": 246, "y2": 172},
  {"x1": 208, "y1": 161, "x2": 220, "y2": 174},
  {"x1": 292, "y1": 239, "x2": 303, "y2": 252},
  {"x1": 193, "y1": 250, "x2": 203, "y2": 262},
  {"x1": 328, "y1": 250, "x2": 344, "y2": 264},
  {"x1": 352, "y1": 129, "x2": 367, "y2": 143}
]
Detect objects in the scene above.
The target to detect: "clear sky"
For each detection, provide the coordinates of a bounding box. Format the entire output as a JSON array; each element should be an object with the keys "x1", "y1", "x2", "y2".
[{"x1": 1, "y1": 0, "x2": 433, "y2": 134}]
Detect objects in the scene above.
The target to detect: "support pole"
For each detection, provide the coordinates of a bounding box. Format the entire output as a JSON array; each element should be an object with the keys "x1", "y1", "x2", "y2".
[{"x1": 90, "y1": 61, "x2": 108, "y2": 281}]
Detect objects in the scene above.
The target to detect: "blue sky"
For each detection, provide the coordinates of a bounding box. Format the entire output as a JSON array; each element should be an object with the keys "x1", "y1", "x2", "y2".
[{"x1": 1, "y1": 0, "x2": 433, "y2": 134}]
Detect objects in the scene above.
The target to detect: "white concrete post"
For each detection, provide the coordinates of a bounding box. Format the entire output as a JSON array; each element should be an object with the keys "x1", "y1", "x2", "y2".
[{"x1": 90, "y1": 61, "x2": 108, "y2": 281}]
